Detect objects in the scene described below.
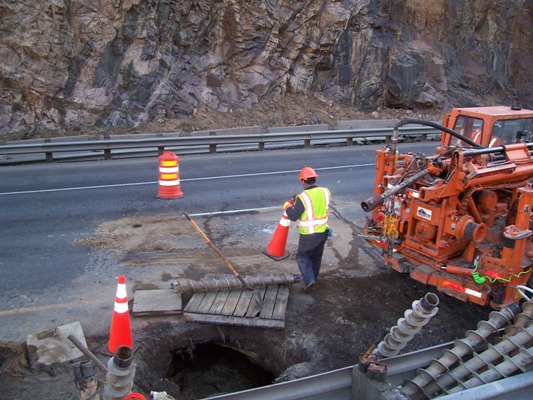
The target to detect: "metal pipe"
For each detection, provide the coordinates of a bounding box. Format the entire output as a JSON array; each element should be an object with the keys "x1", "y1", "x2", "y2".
[
  {"x1": 103, "y1": 346, "x2": 136, "y2": 400},
  {"x1": 361, "y1": 168, "x2": 431, "y2": 212},
  {"x1": 461, "y1": 142, "x2": 533, "y2": 157},
  {"x1": 372, "y1": 293, "x2": 440, "y2": 359},
  {"x1": 68, "y1": 334, "x2": 108, "y2": 374},
  {"x1": 170, "y1": 274, "x2": 301, "y2": 293},
  {"x1": 400, "y1": 303, "x2": 519, "y2": 400},
  {"x1": 184, "y1": 213, "x2": 263, "y2": 307}
]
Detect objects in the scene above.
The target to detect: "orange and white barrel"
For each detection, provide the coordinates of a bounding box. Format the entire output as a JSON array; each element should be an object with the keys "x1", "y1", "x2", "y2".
[{"x1": 157, "y1": 151, "x2": 183, "y2": 199}]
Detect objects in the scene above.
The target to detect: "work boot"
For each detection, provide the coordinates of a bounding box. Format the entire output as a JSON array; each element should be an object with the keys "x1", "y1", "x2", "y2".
[{"x1": 304, "y1": 281, "x2": 316, "y2": 293}]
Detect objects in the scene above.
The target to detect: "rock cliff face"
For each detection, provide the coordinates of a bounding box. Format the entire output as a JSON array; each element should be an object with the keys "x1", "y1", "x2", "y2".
[{"x1": 1, "y1": 0, "x2": 532, "y2": 134}]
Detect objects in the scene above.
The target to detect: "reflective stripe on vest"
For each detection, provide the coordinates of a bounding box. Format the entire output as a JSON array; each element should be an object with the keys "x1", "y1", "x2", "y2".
[{"x1": 298, "y1": 187, "x2": 330, "y2": 234}]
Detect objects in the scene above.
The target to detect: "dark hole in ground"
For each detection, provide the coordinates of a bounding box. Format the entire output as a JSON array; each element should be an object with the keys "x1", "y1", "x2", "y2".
[{"x1": 166, "y1": 341, "x2": 276, "y2": 399}]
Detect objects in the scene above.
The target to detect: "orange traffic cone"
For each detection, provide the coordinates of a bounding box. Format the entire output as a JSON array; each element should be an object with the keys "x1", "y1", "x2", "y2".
[
  {"x1": 262, "y1": 211, "x2": 291, "y2": 261},
  {"x1": 107, "y1": 275, "x2": 133, "y2": 354}
]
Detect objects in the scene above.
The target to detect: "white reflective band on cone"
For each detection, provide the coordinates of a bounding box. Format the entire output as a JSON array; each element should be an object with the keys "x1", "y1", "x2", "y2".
[
  {"x1": 114, "y1": 301, "x2": 129, "y2": 314},
  {"x1": 116, "y1": 284, "x2": 127, "y2": 299},
  {"x1": 279, "y1": 218, "x2": 291, "y2": 226}
]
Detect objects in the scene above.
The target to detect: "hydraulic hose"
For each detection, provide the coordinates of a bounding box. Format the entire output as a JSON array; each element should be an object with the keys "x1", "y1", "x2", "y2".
[{"x1": 391, "y1": 118, "x2": 484, "y2": 155}]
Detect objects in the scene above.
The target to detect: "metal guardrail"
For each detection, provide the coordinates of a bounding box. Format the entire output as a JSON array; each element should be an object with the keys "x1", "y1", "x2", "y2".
[
  {"x1": 205, "y1": 339, "x2": 533, "y2": 400},
  {"x1": 204, "y1": 342, "x2": 451, "y2": 400},
  {"x1": 0, "y1": 126, "x2": 439, "y2": 164}
]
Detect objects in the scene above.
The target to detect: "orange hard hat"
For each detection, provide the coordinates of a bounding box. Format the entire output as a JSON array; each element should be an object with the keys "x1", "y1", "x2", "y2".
[{"x1": 299, "y1": 166, "x2": 318, "y2": 181}]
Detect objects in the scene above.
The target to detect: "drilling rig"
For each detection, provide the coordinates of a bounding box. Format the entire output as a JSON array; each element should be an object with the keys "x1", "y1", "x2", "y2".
[{"x1": 361, "y1": 106, "x2": 533, "y2": 309}]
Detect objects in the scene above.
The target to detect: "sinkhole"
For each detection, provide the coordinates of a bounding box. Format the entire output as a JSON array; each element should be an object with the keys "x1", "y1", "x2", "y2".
[{"x1": 165, "y1": 341, "x2": 276, "y2": 399}]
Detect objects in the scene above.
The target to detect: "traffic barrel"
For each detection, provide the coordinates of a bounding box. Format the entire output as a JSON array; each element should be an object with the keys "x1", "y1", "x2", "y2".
[
  {"x1": 107, "y1": 275, "x2": 133, "y2": 354},
  {"x1": 262, "y1": 211, "x2": 291, "y2": 261},
  {"x1": 157, "y1": 151, "x2": 183, "y2": 199}
]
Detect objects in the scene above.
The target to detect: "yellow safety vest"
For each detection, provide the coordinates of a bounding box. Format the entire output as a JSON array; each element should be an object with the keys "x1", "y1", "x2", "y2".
[{"x1": 297, "y1": 187, "x2": 331, "y2": 234}]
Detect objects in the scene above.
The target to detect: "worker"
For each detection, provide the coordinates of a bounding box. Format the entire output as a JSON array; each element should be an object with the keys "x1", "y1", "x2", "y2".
[{"x1": 284, "y1": 166, "x2": 331, "y2": 292}]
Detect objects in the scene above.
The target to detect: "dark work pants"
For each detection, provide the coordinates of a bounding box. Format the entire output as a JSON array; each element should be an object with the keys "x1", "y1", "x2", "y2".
[{"x1": 296, "y1": 231, "x2": 328, "y2": 285}]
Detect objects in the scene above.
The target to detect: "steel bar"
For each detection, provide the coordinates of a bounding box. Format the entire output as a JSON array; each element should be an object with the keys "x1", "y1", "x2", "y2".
[
  {"x1": 171, "y1": 274, "x2": 301, "y2": 293},
  {"x1": 184, "y1": 213, "x2": 263, "y2": 307},
  {"x1": 205, "y1": 365, "x2": 352, "y2": 400},
  {"x1": 68, "y1": 334, "x2": 108, "y2": 374}
]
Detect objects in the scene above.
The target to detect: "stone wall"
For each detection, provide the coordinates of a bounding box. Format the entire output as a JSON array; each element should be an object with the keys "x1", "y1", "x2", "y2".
[{"x1": 1, "y1": 0, "x2": 532, "y2": 133}]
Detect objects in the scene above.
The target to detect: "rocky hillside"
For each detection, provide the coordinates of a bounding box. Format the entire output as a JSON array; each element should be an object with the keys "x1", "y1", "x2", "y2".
[{"x1": 1, "y1": 0, "x2": 532, "y2": 136}]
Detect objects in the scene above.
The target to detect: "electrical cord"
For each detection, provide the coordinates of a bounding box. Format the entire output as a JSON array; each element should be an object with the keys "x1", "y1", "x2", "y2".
[{"x1": 472, "y1": 255, "x2": 532, "y2": 284}]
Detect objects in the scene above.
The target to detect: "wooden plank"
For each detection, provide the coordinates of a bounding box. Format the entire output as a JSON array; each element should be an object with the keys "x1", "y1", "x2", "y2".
[
  {"x1": 195, "y1": 291, "x2": 218, "y2": 314},
  {"x1": 246, "y1": 287, "x2": 266, "y2": 318},
  {"x1": 183, "y1": 272, "x2": 290, "y2": 329},
  {"x1": 209, "y1": 291, "x2": 230, "y2": 314},
  {"x1": 184, "y1": 312, "x2": 285, "y2": 329},
  {"x1": 271, "y1": 286, "x2": 290, "y2": 320},
  {"x1": 132, "y1": 289, "x2": 183, "y2": 316},
  {"x1": 26, "y1": 321, "x2": 87, "y2": 368},
  {"x1": 221, "y1": 290, "x2": 243, "y2": 316},
  {"x1": 183, "y1": 291, "x2": 206, "y2": 313},
  {"x1": 233, "y1": 290, "x2": 253, "y2": 317},
  {"x1": 259, "y1": 285, "x2": 279, "y2": 319}
]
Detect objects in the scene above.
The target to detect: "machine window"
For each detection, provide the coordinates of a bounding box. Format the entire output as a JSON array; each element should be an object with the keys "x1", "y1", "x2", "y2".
[
  {"x1": 491, "y1": 117, "x2": 533, "y2": 145},
  {"x1": 451, "y1": 116, "x2": 484, "y2": 147}
]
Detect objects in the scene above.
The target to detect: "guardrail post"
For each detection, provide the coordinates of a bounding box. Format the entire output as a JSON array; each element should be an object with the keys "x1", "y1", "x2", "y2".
[
  {"x1": 103, "y1": 133, "x2": 112, "y2": 160},
  {"x1": 304, "y1": 139, "x2": 311, "y2": 149},
  {"x1": 158, "y1": 146, "x2": 164, "y2": 155},
  {"x1": 347, "y1": 138, "x2": 353, "y2": 146},
  {"x1": 44, "y1": 138, "x2": 54, "y2": 162},
  {"x1": 420, "y1": 133, "x2": 427, "y2": 142},
  {"x1": 209, "y1": 131, "x2": 217, "y2": 153}
]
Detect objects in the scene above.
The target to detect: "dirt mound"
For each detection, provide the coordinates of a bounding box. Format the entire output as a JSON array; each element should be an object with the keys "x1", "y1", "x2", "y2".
[{"x1": 132, "y1": 94, "x2": 443, "y2": 136}]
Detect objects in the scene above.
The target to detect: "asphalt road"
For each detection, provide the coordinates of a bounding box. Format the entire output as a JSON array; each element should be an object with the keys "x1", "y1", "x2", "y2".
[{"x1": 0, "y1": 142, "x2": 437, "y2": 342}]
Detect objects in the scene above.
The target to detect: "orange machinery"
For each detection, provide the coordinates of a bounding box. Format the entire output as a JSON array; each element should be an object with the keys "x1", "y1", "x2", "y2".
[{"x1": 361, "y1": 106, "x2": 533, "y2": 309}]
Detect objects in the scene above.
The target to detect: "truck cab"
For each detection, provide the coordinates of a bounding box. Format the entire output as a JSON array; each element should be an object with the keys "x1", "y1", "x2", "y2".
[{"x1": 441, "y1": 106, "x2": 533, "y2": 148}]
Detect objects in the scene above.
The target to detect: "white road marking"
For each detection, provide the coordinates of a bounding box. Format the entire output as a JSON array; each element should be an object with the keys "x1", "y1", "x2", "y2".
[{"x1": 0, "y1": 164, "x2": 372, "y2": 196}]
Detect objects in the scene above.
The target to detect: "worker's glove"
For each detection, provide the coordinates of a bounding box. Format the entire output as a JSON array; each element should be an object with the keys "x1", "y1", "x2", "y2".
[{"x1": 283, "y1": 198, "x2": 295, "y2": 210}]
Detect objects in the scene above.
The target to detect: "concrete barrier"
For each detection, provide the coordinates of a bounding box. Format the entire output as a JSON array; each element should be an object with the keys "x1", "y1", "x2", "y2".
[
  {"x1": 336, "y1": 120, "x2": 399, "y2": 130},
  {"x1": 190, "y1": 125, "x2": 264, "y2": 136},
  {"x1": 267, "y1": 124, "x2": 329, "y2": 133}
]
